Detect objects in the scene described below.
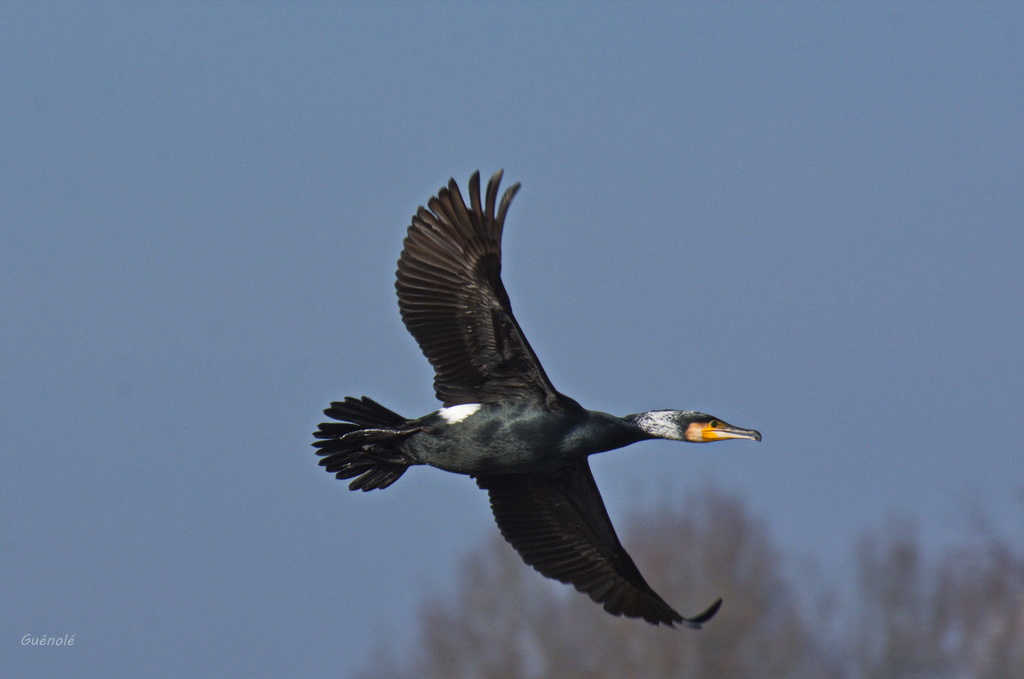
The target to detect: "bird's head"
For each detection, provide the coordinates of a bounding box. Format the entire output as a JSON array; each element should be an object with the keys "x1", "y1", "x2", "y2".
[{"x1": 629, "y1": 410, "x2": 762, "y2": 443}]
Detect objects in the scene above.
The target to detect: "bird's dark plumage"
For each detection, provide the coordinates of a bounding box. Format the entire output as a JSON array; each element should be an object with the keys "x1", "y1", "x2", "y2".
[
  {"x1": 476, "y1": 463, "x2": 720, "y2": 626},
  {"x1": 395, "y1": 171, "x2": 563, "y2": 409},
  {"x1": 314, "y1": 170, "x2": 760, "y2": 628}
]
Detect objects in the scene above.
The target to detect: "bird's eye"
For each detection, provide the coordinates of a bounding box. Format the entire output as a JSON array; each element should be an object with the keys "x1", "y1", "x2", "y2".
[{"x1": 709, "y1": 420, "x2": 720, "y2": 428}]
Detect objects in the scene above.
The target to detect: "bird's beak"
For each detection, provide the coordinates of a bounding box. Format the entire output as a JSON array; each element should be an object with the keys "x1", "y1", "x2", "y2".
[{"x1": 701, "y1": 421, "x2": 762, "y2": 442}]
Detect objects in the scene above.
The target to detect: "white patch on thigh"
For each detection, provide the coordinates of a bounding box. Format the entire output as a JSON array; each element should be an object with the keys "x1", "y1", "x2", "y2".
[{"x1": 438, "y1": 403, "x2": 482, "y2": 424}]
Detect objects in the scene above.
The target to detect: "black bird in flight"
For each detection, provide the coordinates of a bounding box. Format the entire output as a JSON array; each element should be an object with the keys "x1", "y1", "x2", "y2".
[{"x1": 313, "y1": 171, "x2": 761, "y2": 627}]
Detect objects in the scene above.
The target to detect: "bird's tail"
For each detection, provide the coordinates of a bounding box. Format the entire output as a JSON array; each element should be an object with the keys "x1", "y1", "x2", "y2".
[{"x1": 313, "y1": 396, "x2": 421, "y2": 491}]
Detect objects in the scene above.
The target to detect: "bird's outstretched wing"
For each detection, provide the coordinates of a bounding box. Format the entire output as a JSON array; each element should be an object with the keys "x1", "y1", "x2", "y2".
[
  {"x1": 395, "y1": 170, "x2": 563, "y2": 407},
  {"x1": 475, "y1": 461, "x2": 721, "y2": 628}
]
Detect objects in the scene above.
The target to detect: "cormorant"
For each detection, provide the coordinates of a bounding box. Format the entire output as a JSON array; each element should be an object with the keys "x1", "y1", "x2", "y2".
[{"x1": 313, "y1": 171, "x2": 761, "y2": 628}]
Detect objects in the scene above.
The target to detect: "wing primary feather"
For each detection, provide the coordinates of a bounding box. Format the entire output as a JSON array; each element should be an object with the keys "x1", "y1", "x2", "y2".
[
  {"x1": 484, "y1": 169, "x2": 502, "y2": 221},
  {"x1": 468, "y1": 171, "x2": 483, "y2": 227},
  {"x1": 496, "y1": 182, "x2": 521, "y2": 234}
]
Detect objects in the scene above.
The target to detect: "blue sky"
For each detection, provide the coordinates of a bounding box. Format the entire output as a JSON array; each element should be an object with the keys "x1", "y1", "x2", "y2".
[{"x1": 3, "y1": 2, "x2": 1022, "y2": 676}]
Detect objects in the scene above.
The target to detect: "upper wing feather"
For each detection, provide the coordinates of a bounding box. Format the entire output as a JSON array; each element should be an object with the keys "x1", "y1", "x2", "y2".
[{"x1": 395, "y1": 170, "x2": 562, "y2": 407}]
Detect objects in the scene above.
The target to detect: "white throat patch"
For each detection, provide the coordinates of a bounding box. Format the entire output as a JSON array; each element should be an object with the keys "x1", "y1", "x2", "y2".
[
  {"x1": 634, "y1": 410, "x2": 684, "y2": 440},
  {"x1": 438, "y1": 403, "x2": 482, "y2": 424}
]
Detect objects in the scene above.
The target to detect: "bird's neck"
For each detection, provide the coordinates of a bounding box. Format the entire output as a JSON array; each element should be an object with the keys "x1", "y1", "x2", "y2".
[
  {"x1": 564, "y1": 410, "x2": 649, "y2": 456},
  {"x1": 627, "y1": 411, "x2": 688, "y2": 442}
]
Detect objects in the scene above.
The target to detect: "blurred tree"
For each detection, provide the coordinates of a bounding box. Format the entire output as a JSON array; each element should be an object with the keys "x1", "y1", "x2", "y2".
[
  {"x1": 853, "y1": 522, "x2": 1024, "y2": 679},
  {"x1": 366, "y1": 488, "x2": 834, "y2": 679},
  {"x1": 361, "y1": 492, "x2": 1023, "y2": 679},
  {"x1": 854, "y1": 521, "x2": 944, "y2": 677}
]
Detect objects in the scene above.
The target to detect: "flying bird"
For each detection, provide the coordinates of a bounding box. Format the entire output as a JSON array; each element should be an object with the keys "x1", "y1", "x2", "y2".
[{"x1": 313, "y1": 171, "x2": 761, "y2": 627}]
